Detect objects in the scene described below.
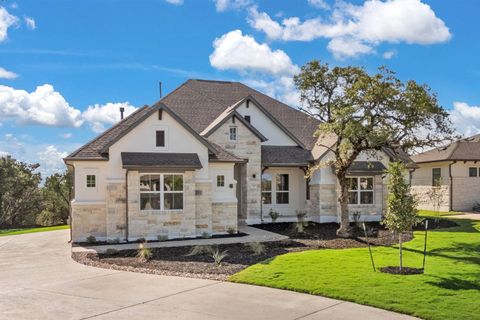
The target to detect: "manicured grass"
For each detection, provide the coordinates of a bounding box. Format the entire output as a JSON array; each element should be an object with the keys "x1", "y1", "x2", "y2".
[
  {"x1": 418, "y1": 209, "x2": 464, "y2": 217},
  {"x1": 0, "y1": 225, "x2": 70, "y2": 236},
  {"x1": 230, "y1": 218, "x2": 480, "y2": 320}
]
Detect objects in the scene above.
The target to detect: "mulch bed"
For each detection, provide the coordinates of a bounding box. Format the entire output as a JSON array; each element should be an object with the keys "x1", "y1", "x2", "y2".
[
  {"x1": 72, "y1": 218, "x2": 457, "y2": 280},
  {"x1": 380, "y1": 266, "x2": 424, "y2": 275}
]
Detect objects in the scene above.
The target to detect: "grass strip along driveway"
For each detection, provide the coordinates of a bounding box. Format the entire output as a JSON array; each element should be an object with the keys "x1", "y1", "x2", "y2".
[
  {"x1": 230, "y1": 218, "x2": 480, "y2": 320},
  {"x1": 0, "y1": 225, "x2": 69, "y2": 237}
]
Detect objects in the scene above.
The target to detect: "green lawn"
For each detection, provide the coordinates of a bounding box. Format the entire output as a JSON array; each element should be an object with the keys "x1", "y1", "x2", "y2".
[
  {"x1": 0, "y1": 225, "x2": 70, "y2": 236},
  {"x1": 230, "y1": 218, "x2": 480, "y2": 320},
  {"x1": 418, "y1": 209, "x2": 465, "y2": 217}
]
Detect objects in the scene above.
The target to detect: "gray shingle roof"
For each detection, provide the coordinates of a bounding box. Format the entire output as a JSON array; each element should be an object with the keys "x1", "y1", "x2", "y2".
[
  {"x1": 345, "y1": 161, "x2": 387, "y2": 175},
  {"x1": 160, "y1": 79, "x2": 321, "y2": 149},
  {"x1": 121, "y1": 152, "x2": 202, "y2": 169},
  {"x1": 209, "y1": 142, "x2": 246, "y2": 163},
  {"x1": 261, "y1": 145, "x2": 314, "y2": 166},
  {"x1": 412, "y1": 134, "x2": 480, "y2": 163}
]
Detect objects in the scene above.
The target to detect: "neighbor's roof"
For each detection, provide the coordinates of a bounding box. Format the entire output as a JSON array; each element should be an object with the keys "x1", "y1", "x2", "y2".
[
  {"x1": 159, "y1": 79, "x2": 321, "y2": 149},
  {"x1": 411, "y1": 134, "x2": 480, "y2": 164},
  {"x1": 261, "y1": 145, "x2": 314, "y2": 167},
  {"x1": 121, "y1": 152, "x2": 202, "y2": 169}
]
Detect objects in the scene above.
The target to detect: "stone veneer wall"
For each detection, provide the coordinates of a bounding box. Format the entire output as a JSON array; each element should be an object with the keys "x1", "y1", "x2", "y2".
[
  {"x1": 106, "y1": 182, "x2": 127, "y2": 241},
  {"x1": 411, "y1": 185, "x2": 450, "y2": 212},
  {"x1": 208, "y1": 119, "x2": 262, "y2": 223},
  {"x1": 127, "y1": 170, "x2": 197, "y2": 241},
  {"x1": 71, "y1": 203, "x2": 107, "y2": 242},
  {"x1": 195, "y1": 181, "x2": 213, "y2": 236},
  {"x1": 451, "y1": 178, "x2": 480, "y2": 211},
  {"x1": 212, "y1": 202, "x2": 237, "y2": 233}
]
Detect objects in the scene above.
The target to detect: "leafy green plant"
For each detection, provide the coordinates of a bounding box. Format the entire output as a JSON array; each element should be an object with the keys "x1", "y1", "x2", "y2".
[
  {"x1": 211, "y1": 248, "x2": 228, "y2": 266},
  {"x1": 157, "y1": 235, "x2": 168, "y2": 241},
  {"x1": 104, "y1": 248, "x2": 118, "y2": 255},
  {"x1": 137, "y1": 242, "x2": 152, "y2": 262},
  {"x1": 245, "y1": 241, "x2": 266, "y2": 256},
  {"x1": 137, "y1": 237, "x2": 146, "y2": 243},
  {"x1": 107, "y1": 238, "x2": 120, "y2": 244},
  {"x1": 187, "y1": 245, "x2": 213, "y2": 256},
  {"x1": 382, "y1": 162, "x2": 421, "y2": 272},
  {"x1": 201, "y1": 232, "x2": 212, "y2": 239},
  {"x1": 295, "y1": 210, "x2": 308, "y2": 234},
  {"x1": 227, "y1": 227, "x2": 236, "y2": 235},
  {"x1": 86, "y1": 235, "x2": 96, "y2": 244},
  {"x1": 268, "y1": 209, "x2": 280, "y2": 223}
]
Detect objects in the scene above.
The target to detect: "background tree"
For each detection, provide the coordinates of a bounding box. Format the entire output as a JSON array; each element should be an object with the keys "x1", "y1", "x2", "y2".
[
  {"x1": 295, "y1": 61, "x2": 456, "y2": 237},
  {"x1": 383, "y1": 162, "x2": 420, "y2": 272},
  {"x1": 0, "y1": 156, "x2": 42, "y2": 227},
  {"x1": 37, "y1": 171, "x2": 73, "y2": 226}
]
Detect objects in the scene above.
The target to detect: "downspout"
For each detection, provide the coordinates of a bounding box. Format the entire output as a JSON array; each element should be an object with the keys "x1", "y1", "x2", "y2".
[
  {"x1": 449, "y1": 161, "x2": 454, "y2": 211},
  {"x1": 65, "y1": 163, "x2": 75, "y2": 243},
  {"x1": 125, "y1": 169, "x2": 129, "y2": 242}
]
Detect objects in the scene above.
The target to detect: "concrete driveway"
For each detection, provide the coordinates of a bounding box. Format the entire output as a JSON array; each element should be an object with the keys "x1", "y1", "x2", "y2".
[{"x1": 0, "y1": 230, "x2": 416, "y2": 320}]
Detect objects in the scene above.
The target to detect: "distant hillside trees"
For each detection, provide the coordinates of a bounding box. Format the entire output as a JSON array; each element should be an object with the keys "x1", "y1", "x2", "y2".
[{"x1": 0, "y1": 156, "x2": 71, "y2": 228}]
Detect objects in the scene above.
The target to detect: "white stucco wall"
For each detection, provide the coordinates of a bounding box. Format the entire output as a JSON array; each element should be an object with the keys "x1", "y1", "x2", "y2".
[
  {"x1": 235, "y1": 100, "x2": 298, "y2": 146},
  {"x1": 72, "y1": 161, "x2": 109, "y2": 203}
]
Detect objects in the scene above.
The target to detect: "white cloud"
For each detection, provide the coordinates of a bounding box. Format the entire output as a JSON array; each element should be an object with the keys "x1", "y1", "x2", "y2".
[
  {"x1": 0, "y1": 6, "x2": 18, "y2": 42},
  {"x1": 60, "y1": 133, "x2": 72, "y2": 139},
  {"x1": 209, "y1": 29, "x2": 299, "y2": 76},
  {"x1": 37, "y1": 145, "x2": 68, "y2": 176},
  {"x1": 0, "y1": 84, "x2": 83, "y2": 127},
  {"x1": 214, "y1": 0, "x2": 252, "y2": 12},
  {"x1": 245, "y1": 76, "x2": 300, "y2": 107},
  {"x1": 308, "y1": 0, "x2": 330, "y2": 10},
  {"x1": 450, "y1": 102, "x2": 480, "y2": 137},
  {"x1": 24, "y1": 16, "x2": 36, "y2": 30},
  {"x1": 248, "y1": 0, "x2": 451, "y2": 59},
  {"x1": 164, "y1": 0, "x2": 183, "y2": 5},
  {"x1": 0, "y1": 66, "x2": 18, "y2": 79},
  {"x1": 82, "y1": 102, "x2": 137, "y2": 133},
  {"x1": 382, "y1": 50, "x2": 396, "y2": 59}
]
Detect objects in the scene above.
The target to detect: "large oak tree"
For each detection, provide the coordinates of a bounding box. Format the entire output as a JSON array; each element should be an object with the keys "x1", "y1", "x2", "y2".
[{"x1": 294, "y1": 61, "x2": 456, "y2": 237}]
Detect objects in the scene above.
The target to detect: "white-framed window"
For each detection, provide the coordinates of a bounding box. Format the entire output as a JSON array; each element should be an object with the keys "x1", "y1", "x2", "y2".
[
  {"x1": 156, "y1": 130, "x2": 165, "y2": 147},
  {"x1": 261, "y1": 173, "x2": 272, "y2": 204},
  {"x1": 140, "y1": 174, "x2": 184, "y2": 211},
  {"x1": 229, "y1": 127, "x2": 237, "y2": 141},
  {"x1": 86, "y1": 175, "x2": 96, "y2": 188},
  {"x1": 217, "y1": 175, "x2": 225, "y2": 187},
  {"x1": 432, "y1": 168, "x2": 441, "y2": 186},
  {"x1": 469, "y1": 167, "x2": 478, "y2": 177},
  {"x1": 347, "y1": 177, "x2": 374, "y2": 205},
  {"x1": 261, "y1": 173, "x2": 289, "y2": 205},
  {"x1": 276, "y1": 174, "x2": 289, "y2": 204}
]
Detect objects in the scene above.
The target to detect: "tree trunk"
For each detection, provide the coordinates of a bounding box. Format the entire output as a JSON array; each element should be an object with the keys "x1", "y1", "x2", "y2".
[
  {"x1": 336, "y1": 170, "x2": 353, "y2": 238},
  {"x1": 399, "y1": 232, "x2": 403, "y2": 272}
]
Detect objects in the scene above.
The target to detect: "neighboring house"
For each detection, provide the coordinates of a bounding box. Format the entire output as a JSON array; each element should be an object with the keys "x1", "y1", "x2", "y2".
[
  {"x1": 65, "y1": 79, "x2": 412, "y2": 243},
  {"x1": 411, "y1": 134, "x2": 480, "y2": 212}
]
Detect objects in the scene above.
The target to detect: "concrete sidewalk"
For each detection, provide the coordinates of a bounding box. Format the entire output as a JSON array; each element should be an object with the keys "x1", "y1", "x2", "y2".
[
  {"x1": 448, "y1": 213, "x2": 480, "y2": 220},
  {"x1": 0, "y1": 230, "x2": 417, "y2": 320},
  {"x1": 73, "y1": 226, "x2": 288, "y2": 254}
]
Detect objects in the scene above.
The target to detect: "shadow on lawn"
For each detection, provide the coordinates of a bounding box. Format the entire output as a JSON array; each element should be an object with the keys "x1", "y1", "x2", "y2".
[{"x1": 426, "y1": 274, "x2": 480, "y2": 291}]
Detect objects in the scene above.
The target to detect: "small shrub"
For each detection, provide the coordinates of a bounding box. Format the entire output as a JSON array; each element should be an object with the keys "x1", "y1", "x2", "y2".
[
  {"x1": 86, "y1": 235, "x2": 96, "y2": 244},
  {"x1": 296, "y1": 210, "x2": 307, "y2": 221},
  {"x1": 107, "y1": 238, "x2": 120, "y2": 244},
  {"x1": 157, "y1": 235, "x2": 168, "y2": 242},
  {"x1": 137, "y1": 237, "x2": 146, "y2": 243},
  {"x1": 137, "y1": 242, "x2": 152, "y2": 262},
  {"x1": 294, "y1": 221, "x2": 306, "y2": 234},
  {"x1": 201, "y1": 232, "x2": 212, "y2": 239},
  {"x1": 473, "y1": 202, "x2": 480, "y2": 212},
  {"x1": 245, "y1": 241, "x2": 266, "y2": 255},
  {"x1": 187, "y1": 245, "x2": 213, "y2": 256},
  {"x1": 227, "y1": 227, "x2": 236, "y2": 235},
  {"x1": 104, "y1": 248, "x2": 118, "y2": 255},
  {"x1": 211, "y1": 248, "x2": 228, "y2": 266},
  {"x1": 269, "y1": 209, "x2": 280, "y2": 223}
]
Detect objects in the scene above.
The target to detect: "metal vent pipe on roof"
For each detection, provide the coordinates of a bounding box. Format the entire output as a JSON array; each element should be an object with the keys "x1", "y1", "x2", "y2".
[{"x1": 119, "y1": 107, "x2": 125, "y2": 120}]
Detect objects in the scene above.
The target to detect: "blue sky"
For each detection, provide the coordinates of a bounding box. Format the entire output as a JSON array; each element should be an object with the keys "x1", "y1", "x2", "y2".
[{"x1": 0, "y1": 0, "x2": 479, "y2": 177}]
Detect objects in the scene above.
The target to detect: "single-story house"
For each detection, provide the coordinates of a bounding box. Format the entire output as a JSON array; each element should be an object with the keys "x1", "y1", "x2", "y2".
[
  {"x1": 65, "y1": 79, "x2": 412, "y2": 243},
  {"x1": 411, "y1": 134, "x2": 480, "y2": 212}
]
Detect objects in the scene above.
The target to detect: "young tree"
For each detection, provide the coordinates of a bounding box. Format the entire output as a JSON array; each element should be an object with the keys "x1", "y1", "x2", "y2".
[
  {"x1": 294, "y1": 61, "x2": 456, "y2": 237},
  {"x1": 383, "y1": 162, "x2": 420, "y2": 272},
  {"x1": 0, "y1": 156, "x2": 42, "y2": 227},
  {"x1": 38, "y1": 171, "x2": 73, "y2": 226}
]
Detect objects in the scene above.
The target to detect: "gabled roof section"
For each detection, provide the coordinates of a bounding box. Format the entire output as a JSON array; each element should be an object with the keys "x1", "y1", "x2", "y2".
[
  {"x1": 201, "y1": 98, "x2": 267, "y2": 142},
  {"x1": 65, "y1": 103, "x2": 220, "y2": 161},
  {"x1": 412, "y1": 134, "x2": 480, "y2": 163},
  {"x1": 261, "y1": 145, "x2": 313, "y2": 167},
  {"x1": 208, "y1": 142, "x2": 247, "y2": 163},
  {"x1": 157, "y1": 79, "x2": 321, "y2": 149}
]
